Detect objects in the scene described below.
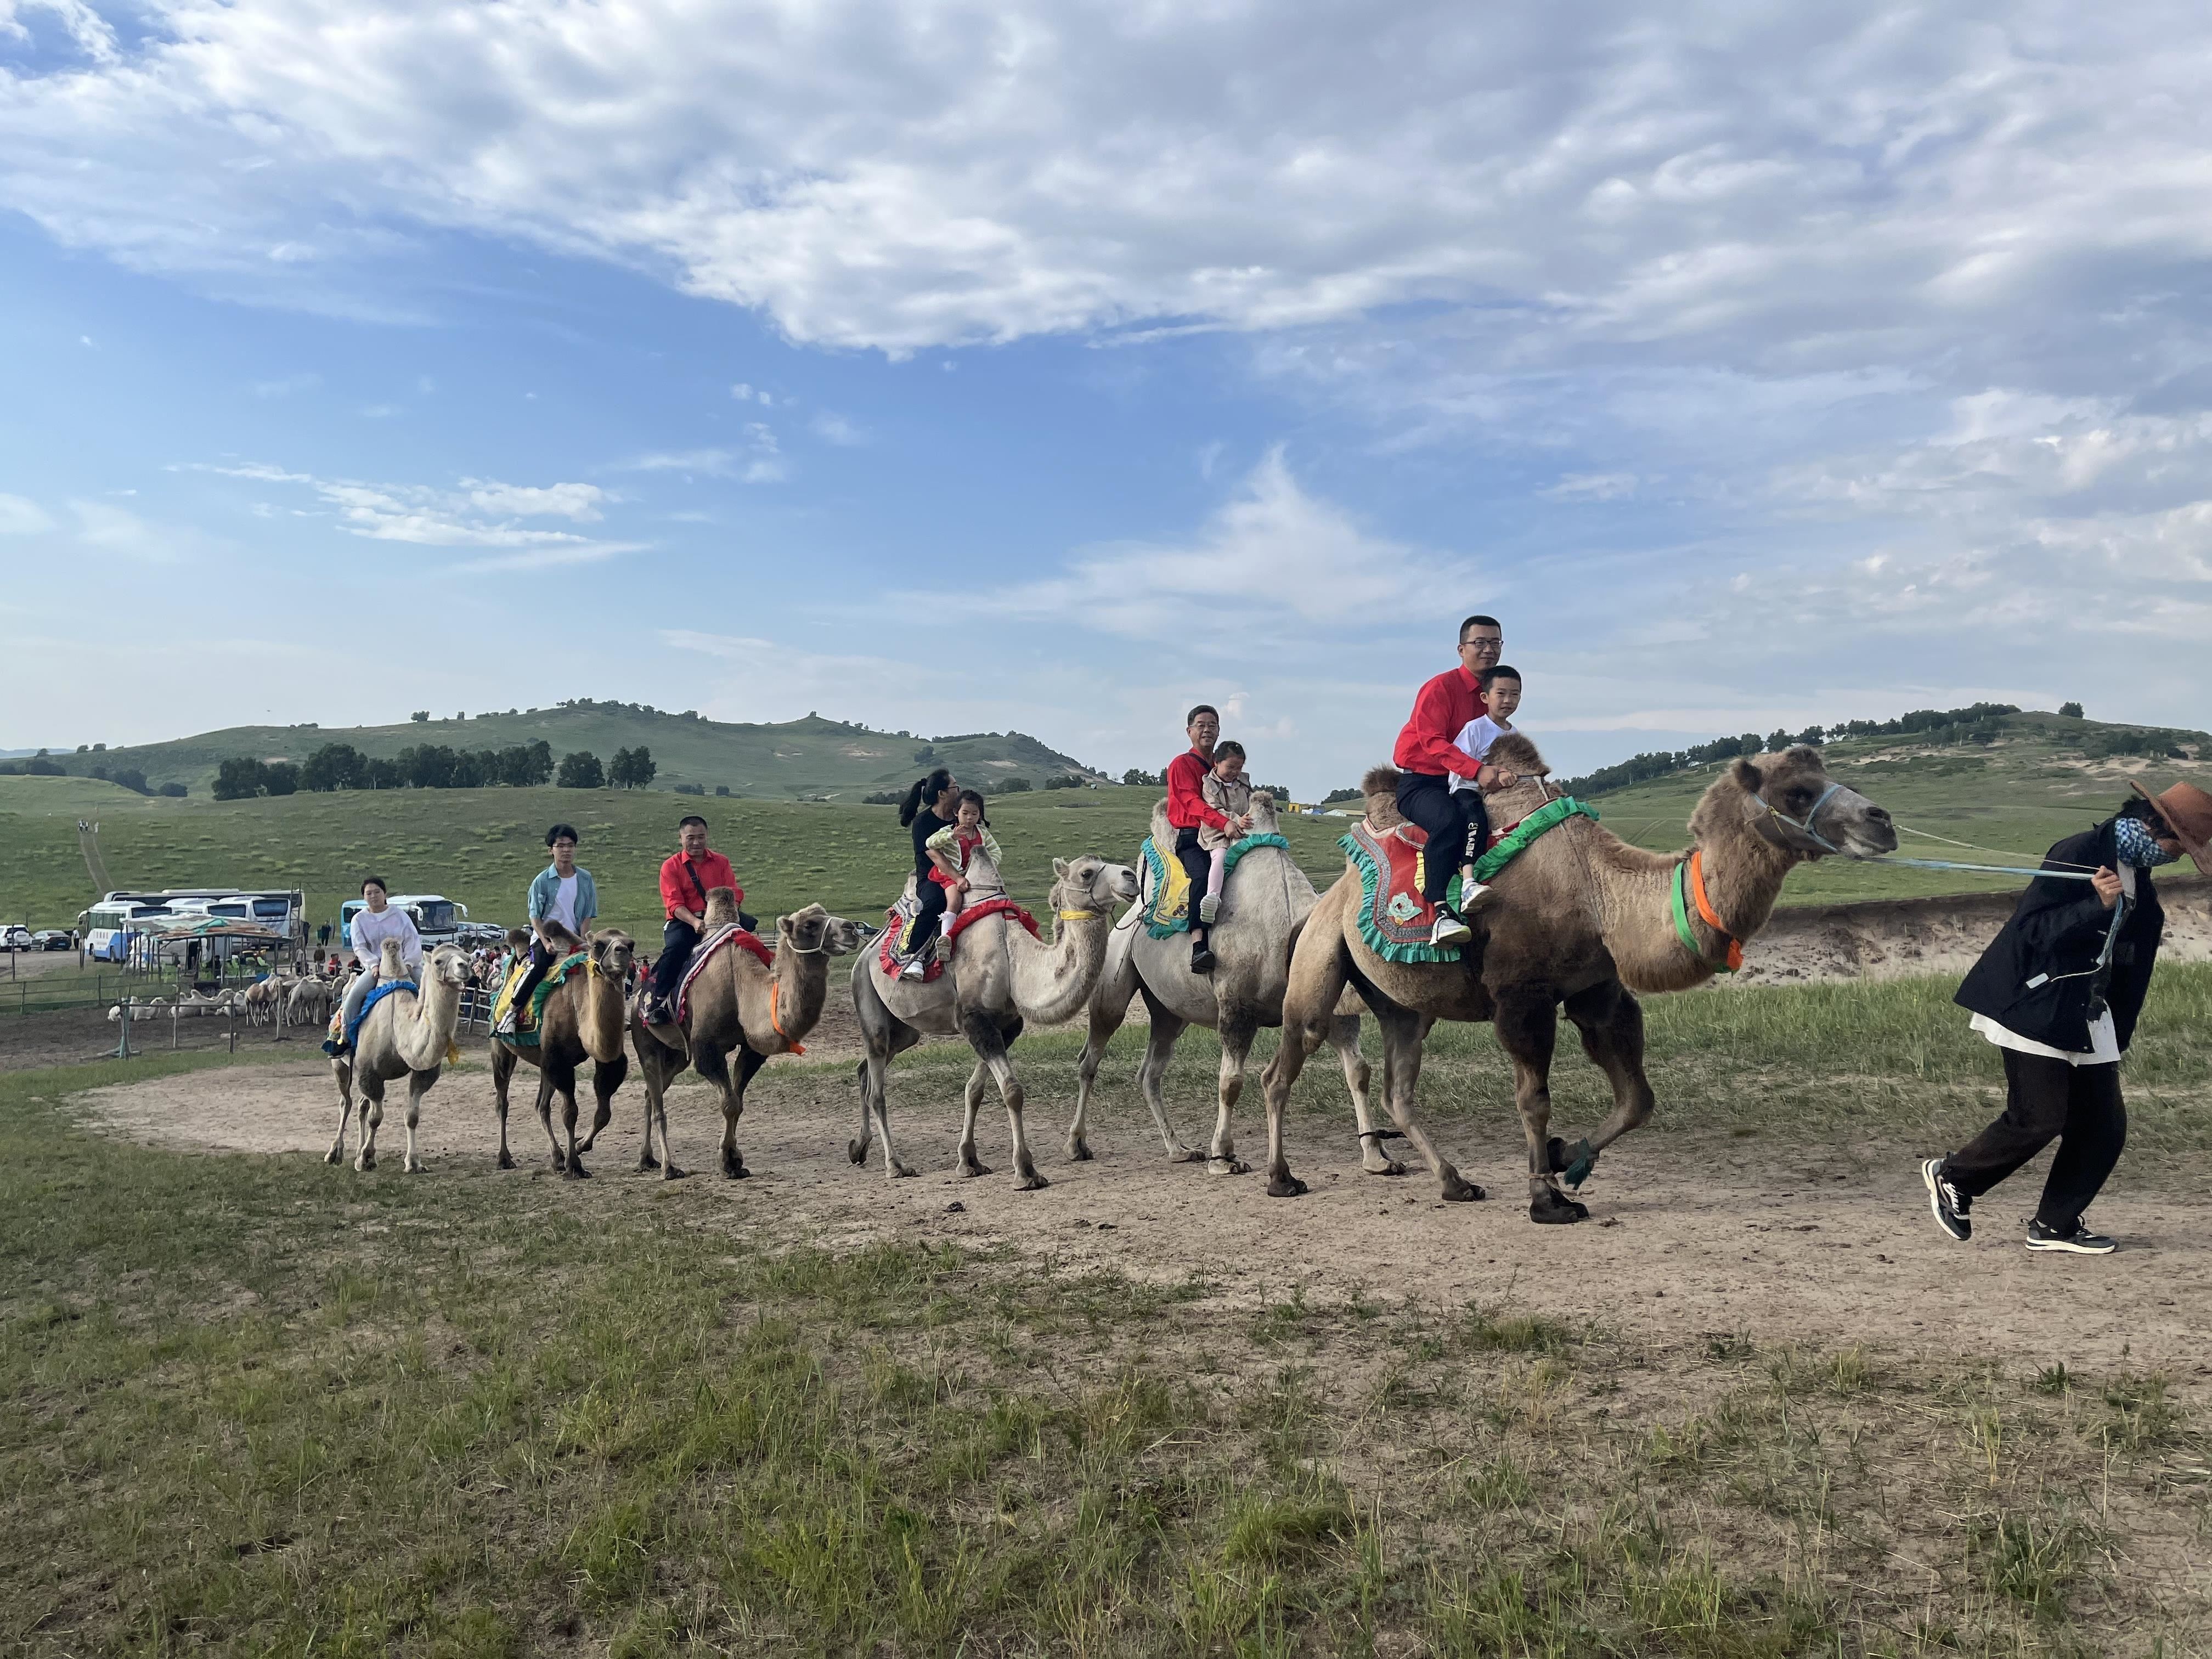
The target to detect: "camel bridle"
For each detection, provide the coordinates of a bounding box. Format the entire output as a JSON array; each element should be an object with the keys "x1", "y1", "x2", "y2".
[{"x1": 1750, "y1": 779, "x2": 1849, "y2": 856}]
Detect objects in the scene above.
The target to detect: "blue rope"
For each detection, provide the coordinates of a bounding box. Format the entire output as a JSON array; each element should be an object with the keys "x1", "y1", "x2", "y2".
[{"x1": 1852, "y1": 855, "x2": 2099, "y2": 883}]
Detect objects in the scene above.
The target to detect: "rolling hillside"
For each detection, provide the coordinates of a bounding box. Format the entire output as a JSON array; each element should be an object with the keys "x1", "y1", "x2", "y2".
[
  {"x1": 1, "y1": 709, "x2": 2203, "y2": 938},
  {"x1": 15, "y1": 706, "x2": 1098, "y2": 799}
]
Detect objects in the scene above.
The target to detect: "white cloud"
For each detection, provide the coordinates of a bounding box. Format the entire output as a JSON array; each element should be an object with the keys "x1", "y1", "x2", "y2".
[
  {"x1": 622, "y1": 426, "x2": 787, "y2": 483},
  {"x1": 730, "y1": 382, "x2": 772, "y2": 404},
  {"x1": 8, "y1": 4, "x2": 2212, "y2": 365},
  {"x1": 0, "y1": 493, "x2": 55, "y2": 533},
  {"x1": 1542, "y1": 472, "x2": 1639, "y2": 502},
  {"x1": 251, "y1": 372, "x2": 320, "y2": 398},
  {"x1": 808, "y1": 411, "x2": 865, "y2": 446},
  {"x1": 459, "y1": 479, "x2": 607, "y2": 522},
  {"x1": 69, "y1": 500, "x2": 201, "y2": 562},
  {"x1": 189, "y1": 462, "x2": 643, "y2": 555}
]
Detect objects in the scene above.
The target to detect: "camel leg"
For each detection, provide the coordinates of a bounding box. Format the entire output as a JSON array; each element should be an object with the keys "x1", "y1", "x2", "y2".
[
  {"x1": 701, "y1": 1045, "x2": 766, "y2": 1180},
  {"x1": 1494, "y1": 990, "x2": 1584, "y2": 1224},
  {"x1": 1554, "y1": 980, "x2": 1655, "y2": 1186},
  {"x1": 355, "y1": 1075, "x2": 385, "y2": 1172},
  {"x1": 1129, "y1": 991, "x2": 1201, "y2": 1164},
  {"x1": 1069, "y1": 979, "x2": 1131, "y2": 1162},
  {"x1": 1206, "y1": 1012, "x2": 1257, "y2": 1176},
  {"x1": 577, "y1": 1053, "x2": 625, "y2": 1153},
  {"x1": 1259, "y1": 936, "x2": 1357, "y2": 1199},
  {"x1": 326, "y1": 1060, "x2": 356, "y2": 1166},
  {"x1": 956, "y1": 1059, "x2": 993, "y2": 1178},
  {"x1": 1369, "y1": 1006, "x2": 1482, "y2": 1201},
  {"x1": 1331, "y1": 1015, "x2": 1401, "y2": 1175},
  {"x1": 402, "y1": 1069, "x2": 435, "y2": 1173},
  {"x1": 490, "y1": 1043, "x2": 519, "y2": 1170},
  {"x1": 853, "y1": 1025, "x2": 922, "y2": 1180},
  {"x1": 964, "y1": 1013, "x2": 1045, "y2": 1190},
  {"x1": 557, "y1": 1063, "x2": 589, "y2": 1179},
  {"x1": 634, "y1": 1027, "x2": 689, "y2": 1174}
]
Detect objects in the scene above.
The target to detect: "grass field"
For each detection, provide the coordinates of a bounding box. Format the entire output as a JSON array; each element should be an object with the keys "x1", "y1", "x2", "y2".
[{"x1": 5, "y1": 968, "x2": 2210, "y2": 1655}]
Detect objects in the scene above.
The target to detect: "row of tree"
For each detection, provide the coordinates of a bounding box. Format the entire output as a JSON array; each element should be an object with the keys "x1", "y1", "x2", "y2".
[
  {"x1": 1553, "y1": 704, "x2": 2028, "y2": 797},
  {"x1": 210, "y1": 742, "x2": 660, "y2": 799}
]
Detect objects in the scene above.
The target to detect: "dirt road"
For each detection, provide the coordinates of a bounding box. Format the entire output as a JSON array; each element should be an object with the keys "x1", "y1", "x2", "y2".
[{"x1": 71, "y1": 1054, "x2": 2212, "y2": 1380}]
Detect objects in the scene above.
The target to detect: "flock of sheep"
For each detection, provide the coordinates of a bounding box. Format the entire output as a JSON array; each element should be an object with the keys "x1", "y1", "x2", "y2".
[{"x1": 107, "y1": 970, "x2": 338, "y2": 1028}]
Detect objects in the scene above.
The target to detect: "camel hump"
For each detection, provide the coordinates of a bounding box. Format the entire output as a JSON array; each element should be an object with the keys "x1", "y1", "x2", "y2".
[
  {"x1": 703, "y1": 887, "x2": 742, "y2": 928},
  {"x1": 1149, "y1": 796, "x2": 1175, "y2": 849},
  {"x1": 1487, "y1": 731, "x2": 1548, "y2": 776},
  {"x1": 1361, "y1": 765, "x2": 1403, "y2": 829}
]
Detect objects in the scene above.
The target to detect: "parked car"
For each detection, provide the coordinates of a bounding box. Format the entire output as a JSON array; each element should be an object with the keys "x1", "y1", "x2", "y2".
[
  {"x1": 33, "y1": 930, "x2": 72, "y2": 951},
  {"x1": 1, "y1": 926, "x2": 31, "y2": 951}
]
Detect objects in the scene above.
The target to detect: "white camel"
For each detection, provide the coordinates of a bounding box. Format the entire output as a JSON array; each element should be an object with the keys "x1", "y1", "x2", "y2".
[
  {"x1": 1069, "y1": 792, "x2": 1395, "y2": 1175},
  {"x1": 327, "y1": 941, "x2": 468, "y2": 1173},
  {"x1": 851, "y1": 853, "x2": 1138, "y2": 1189}
]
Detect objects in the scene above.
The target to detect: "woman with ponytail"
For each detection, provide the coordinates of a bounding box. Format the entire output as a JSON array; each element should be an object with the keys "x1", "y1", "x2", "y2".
[{"x1": 896, "y1": 768, "x2": 961, "y2": 978}]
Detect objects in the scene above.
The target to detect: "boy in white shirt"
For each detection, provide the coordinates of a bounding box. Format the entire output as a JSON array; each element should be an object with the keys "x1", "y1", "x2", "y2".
[{"x1": 1447, "y1": 665, "x2": 1525, "y2": 905}]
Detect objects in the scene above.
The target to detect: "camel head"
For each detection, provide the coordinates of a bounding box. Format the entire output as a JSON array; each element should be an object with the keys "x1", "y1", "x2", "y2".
[
  {"x1": 703, "y1": 886, "x2": 742, "y2": 929},
  {"x1": 778, "y1": 903, "x2": 869, "y2": 958},
  {"x1": 538, "y1": 917, "x2": 584, "y2": 956},
  {"x1": 1245, "y1": 791, "x2": 1280, "y2": 834},
  {"x1": 378, "y1": 937, "x2": 407, "y2": 979},
  {"x1": 1051, "y1": 855, "x2": 1141, "y2": 917},
  {"x1": 504, "y1": 927, "x2": 532, "y2": 953},
  {"x1": 1360, "y1": 765, "x2": 1404, "y2": 828},
  {"x1": 425, "y1": 944, "x2": 470, "y2": 990},
  {"x1": 586, "y1": 928, "x2": 636, "y2": 982},
  {"x1": 1712, "y1": 746, "x2": 1898, "y2": 861}
]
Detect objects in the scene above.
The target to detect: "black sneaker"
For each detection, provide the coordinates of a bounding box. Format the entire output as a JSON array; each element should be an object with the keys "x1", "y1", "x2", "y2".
[
  {"x1": 1190, "y1": 943, "x2": 1217, "y2": 975},
  {"x1": 2025, "y1": 1220, "x2": 2117, "y2": 1255},
  {"x1": 1921, "y1": 1158, "x2": 1971, "y2": 1242}
]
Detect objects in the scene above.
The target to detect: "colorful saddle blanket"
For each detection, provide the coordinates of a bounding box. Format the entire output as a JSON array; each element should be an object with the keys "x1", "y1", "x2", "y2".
[
  {"x1": 674, "y1": 924, "x2": 775, "y2": 1024},
  {"x1": 1138, "y1": 832, "x2": 1291, "y2": 938},
  {"x1": 1340, "y1": 797, "x2": 1601, "y2": 964},
  {"x1": 326, "y1": 977, "x2": 418, "y2": 1052},
  {"x1": 489, "y1": 951, "x2": 597, "y2": 1047},
  {"x1": 877, "y1": 892, "x2": 1040, "y2": 984}
]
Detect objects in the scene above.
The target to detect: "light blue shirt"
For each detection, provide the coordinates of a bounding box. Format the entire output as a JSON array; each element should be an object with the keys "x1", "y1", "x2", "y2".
[{"x1": 528, "y1": 864, "x2": 598, "y2": 934}]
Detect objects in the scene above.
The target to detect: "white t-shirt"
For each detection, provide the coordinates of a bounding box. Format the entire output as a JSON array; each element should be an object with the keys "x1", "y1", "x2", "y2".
[
  {"x1": 350, "y1": 904, "x2": 423, "y2": 979},
  {"x1": 1968, "y1": 864, "x2": 2132, "y2": 1065},
  {"x1": 1448, "y1": 715, "x2": 1514, "y2": 793},
  {"x1": 547, "y1": 874, "x2": 580, "y2": 933}
]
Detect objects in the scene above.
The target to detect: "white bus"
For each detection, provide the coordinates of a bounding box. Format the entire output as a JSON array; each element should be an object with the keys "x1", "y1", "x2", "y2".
[
  {"x1": 338, "y1": 893, "x2": 470, "y2": 951},
  {"x1": 81, "y1": 888, "x2": 305, "y2": 940}
]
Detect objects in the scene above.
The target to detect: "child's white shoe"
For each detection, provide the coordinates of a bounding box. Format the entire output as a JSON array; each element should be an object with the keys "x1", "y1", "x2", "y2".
[
  {"x1": 1430, "y1": 909, "x2": 1473, "y2": 947},
  {"x1": 1198, "y1": 894, "x2": 1220, "y2": 925},
  {"x1": 1459, "y1": 881, "x2": 1493, "y2": 912}
]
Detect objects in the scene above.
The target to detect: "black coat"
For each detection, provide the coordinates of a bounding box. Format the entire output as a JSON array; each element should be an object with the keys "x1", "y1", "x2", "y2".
[{"x1": 1954, "y1": 821, "x2": 2163, "y2": 1054}]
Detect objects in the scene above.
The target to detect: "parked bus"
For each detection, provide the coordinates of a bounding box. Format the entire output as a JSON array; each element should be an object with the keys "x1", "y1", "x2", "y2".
[
  {"x1": 80, "y1": 889, "x2": 305, "y2": 942},
  {"x1": 337, "y1": 894, "x2": 470, "y2": 951}
]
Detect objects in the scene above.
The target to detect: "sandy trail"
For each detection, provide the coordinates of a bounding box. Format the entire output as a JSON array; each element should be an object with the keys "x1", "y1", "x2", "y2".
[{"x1": 72, "y1": 1055, "x2": 2212, "y2": 1379}]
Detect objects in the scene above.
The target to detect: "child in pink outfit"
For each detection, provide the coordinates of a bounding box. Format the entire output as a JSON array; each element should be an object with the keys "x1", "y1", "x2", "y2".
[{"x1": 1197, "y1": 741, "x2": 1254, "y2": 925}]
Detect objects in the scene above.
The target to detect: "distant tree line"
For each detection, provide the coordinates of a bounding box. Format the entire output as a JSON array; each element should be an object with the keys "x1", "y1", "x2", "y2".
[
  {"x1": 0, "y1": 748, "x2": 185, "y2": 793},
  {"x1": 1554, "y1": 704, "x2": 2031, "y2": 798},
  {"x1": 207, "y1": 741, "x2": 659, "y2": 798}
]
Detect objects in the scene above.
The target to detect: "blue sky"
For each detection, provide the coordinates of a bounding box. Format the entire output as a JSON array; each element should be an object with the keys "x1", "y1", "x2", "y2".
[{"x1": 3, "y1": 0, "x2": 2208, "y2": 793}]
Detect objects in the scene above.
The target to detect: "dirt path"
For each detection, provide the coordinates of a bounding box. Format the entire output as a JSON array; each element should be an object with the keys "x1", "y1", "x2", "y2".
[{"x1": 72, "y1": 1056, "x2": 2212, "y2": 1379}]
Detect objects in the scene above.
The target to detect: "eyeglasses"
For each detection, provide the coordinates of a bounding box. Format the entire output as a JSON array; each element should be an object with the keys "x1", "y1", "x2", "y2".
[{"x1": 1460, "y1": 636, "x2": 1503, "y2": 649}]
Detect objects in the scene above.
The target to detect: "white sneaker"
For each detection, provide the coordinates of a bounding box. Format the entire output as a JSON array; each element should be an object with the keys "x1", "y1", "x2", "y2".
[
  {"x1": 1459, "y1": 880, "x2": 1493, "y2": 910},
  {"x1": 1198, "y1": 894, "x2": 1220, "y2": 924},
  {"x1": 1431, "y1": 910, "x2": 1472, "y2": 947},
  {"x1": 898, "y1": 956, "x2": 929, "y2": 982}
]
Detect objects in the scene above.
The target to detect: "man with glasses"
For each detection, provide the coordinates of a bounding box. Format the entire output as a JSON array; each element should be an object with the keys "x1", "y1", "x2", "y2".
[{"x1": 1392, "y1": 614, "x2": 1504, "y2": 946}]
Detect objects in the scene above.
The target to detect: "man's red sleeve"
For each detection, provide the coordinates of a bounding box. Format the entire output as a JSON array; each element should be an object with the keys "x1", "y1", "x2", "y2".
[
  {"x1": 1393, "y1": 674, "x2": 1485, "y2": 778},
  {"x1": 1167, "y1": 753, "x2": 1231, "y2": 831},
  {"x1": 658, "y1": 856, "x2": 685, "y2": 919}
]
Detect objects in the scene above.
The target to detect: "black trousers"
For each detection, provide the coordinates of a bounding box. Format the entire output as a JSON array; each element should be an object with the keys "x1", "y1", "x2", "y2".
[
  {"x1": 908, "y1": 879, "x2": 949, "y2": 952},
  {"x1": 650, "y1": 919, "x2": 700, "y2": 1002},
  {"x1": 1174, "y1": 827, "x2": 1212, "y2": 946},
  {"x1": 509, "y1": 938, "x2": 555, "y2": 1015},
  {"x1": 1395, "y1": 771, "x2": 1490, "y2": 907},
  {"x1": 1946, "y1": 1049, "x2": 2126, "y2": 1232}
]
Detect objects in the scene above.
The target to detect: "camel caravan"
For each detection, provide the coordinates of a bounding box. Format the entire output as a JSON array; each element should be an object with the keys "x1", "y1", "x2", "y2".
[{"x1": 271, "y1": 605, "x2": 1964, "y2": 1237}]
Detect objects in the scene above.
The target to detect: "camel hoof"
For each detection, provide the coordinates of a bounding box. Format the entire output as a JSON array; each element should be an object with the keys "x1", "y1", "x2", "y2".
[
  {"x1": 662, "y1": 1164, "x2": 687, "y2": 1181},
  {"x1": 721, "y1": 1155, "x2": 749, "y2": 1180},
  {"x1": 890, "y1": 1161, "x2": 917, "y2": 1180},
  {"x1": 1066, "y1": 1139, "x2": 1093, "y2": 1163},
  {"x1": 1207, "y1": 1156, "x2": 1249, "y2": 1177},
  {"x1": 496, "y1": 1149, "x2": 516, "y2": 1171},
  {"x1": 1549, "y1": 1137, "x2": 1599, "y2": 1188},
  {"x1": 355, "y1": 1153, "x2": 375, "y2": 1173},
  {"x1": 1015, "y1": 1171, "x2": 1049, "y2": 1192},
  {"x1": 405, "y1": 1160, "x2": 426, "y2": 1175},
  {"x1": 847, "y1": 1138, "x2": 869, "y2": 1165},
  {"x1": 324, "y1": 1148, "x2": 343, "y2": 1166},
  {"x1": 1266, "y1": 1174, "x2": 1308, "y2": 1199},
  {"x1": 1364, "y1": 1158, "x2": 1408, "y2": 1177},
  {"x1": 638, "y1": 1152, "x2": 659, "y2": 1172},
  {"x1": 958, "y1": 1159, "x2": 992, "y2": 1179},
  {"x1": 1440, "y1": 1173, "x2": 1485, "y2": 1203},
  {"x1": 1530, "y1": 1188, "x2": 1588, "y2": 1224},
  {"x1": 1169, "y1": 1145, "x2": 1205, "y2": 1164},
  {"x1": 563, "y1": 1161, "x2": 592, "y2": 1181}
]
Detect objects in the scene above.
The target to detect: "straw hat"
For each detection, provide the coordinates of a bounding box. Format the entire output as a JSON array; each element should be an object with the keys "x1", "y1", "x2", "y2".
[{"x1": 2129, "y1": 778, "x2": 2212, "y2": 874}]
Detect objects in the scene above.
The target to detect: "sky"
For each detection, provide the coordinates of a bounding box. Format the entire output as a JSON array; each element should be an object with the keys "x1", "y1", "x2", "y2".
[{"x1": 3, "y1": 0, "x2": 2209, "y2": 794}]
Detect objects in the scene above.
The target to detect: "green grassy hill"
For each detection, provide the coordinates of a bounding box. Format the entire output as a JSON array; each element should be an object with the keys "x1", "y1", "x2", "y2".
[
  {"x1": 17, "y1": 707, "x2": 1099, "y2": 799},
  {"x1": 2, "y1": 710, "x2": 2203, "y2": 936}
]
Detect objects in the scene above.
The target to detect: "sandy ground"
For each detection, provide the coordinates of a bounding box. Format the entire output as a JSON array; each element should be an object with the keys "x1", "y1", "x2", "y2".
[{"x1": 71, "y1": 1052, "x2": 2212, "y2": 1379}]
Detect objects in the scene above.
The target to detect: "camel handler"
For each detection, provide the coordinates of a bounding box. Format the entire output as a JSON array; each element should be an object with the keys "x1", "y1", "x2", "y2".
[
  {"x1": 1392, "y1": 614, "x2": 1504, "y2": 948},
  {"x1": 641, "y1": 814, "x2": 750, "y2": 1024},
  {"x1": 327, "y1": 876, "x2": 421, "y2": 1055},
  {"x1": 1165, "y1": 704, "x2": 1231, "y2": 974},
  {"x1": 1923, "y1": 780, "x2": 2211, "y2": 1255},
  {"x1": 495, "y1": 823, "x2": 599, "y2": 1036}
]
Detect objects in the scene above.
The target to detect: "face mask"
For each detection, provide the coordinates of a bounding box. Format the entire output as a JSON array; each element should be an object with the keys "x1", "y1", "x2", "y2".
[{"x1": 2114, "y1": 816, "x2": 2179, "y2": 868}]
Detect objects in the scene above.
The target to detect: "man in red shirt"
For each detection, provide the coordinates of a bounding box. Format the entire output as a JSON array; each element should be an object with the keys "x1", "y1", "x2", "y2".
[
  {"x1": 642, "y1": 814, "x2": 747, "y2": 1022},
  {"x1": 1165, "y1": 703, "x2": 1229, "y2": 973},
  {"x1": 1392, "y1": 614, "x2": 1504, "y2": 947}
]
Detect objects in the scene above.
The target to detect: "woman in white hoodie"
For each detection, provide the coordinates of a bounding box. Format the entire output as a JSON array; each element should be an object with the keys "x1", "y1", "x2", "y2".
[{"x1": 328, "y1": 876, "x2": 422, "y2": 1054}]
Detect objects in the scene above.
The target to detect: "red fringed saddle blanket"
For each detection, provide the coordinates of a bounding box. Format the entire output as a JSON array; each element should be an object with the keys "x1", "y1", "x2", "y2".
[
  {"x1": 877, "y1": 893, "x2": 1039, "y2": 984},
  {"x1": 674, "y1": 923, "x2": 775, "y2": 1024}
]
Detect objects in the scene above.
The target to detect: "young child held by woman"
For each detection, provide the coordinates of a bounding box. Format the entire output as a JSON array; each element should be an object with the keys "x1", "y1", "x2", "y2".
[
  {"x1": 925, "y1": 790, "x2": 1003, "y2": 918},
  {"x1": 1197, "y1": 740, "x2": 1255, "y2": 925}
]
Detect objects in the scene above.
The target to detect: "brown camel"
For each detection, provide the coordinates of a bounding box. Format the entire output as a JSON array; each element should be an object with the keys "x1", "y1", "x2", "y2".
[
  {"x1": 488, "y1": 925, "x2": 635, "y2": 1178},
  {"x1": 1262, "y1": 742, "x2": 1899, "y2": 1221},
  {"x1": 629, "y1": 893, "x2": 868, "y2": 1180}
]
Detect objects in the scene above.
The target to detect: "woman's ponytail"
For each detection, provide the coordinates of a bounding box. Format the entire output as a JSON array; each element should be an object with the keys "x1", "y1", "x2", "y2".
[{"x1": 898, "y1": 768, "x2": 954, "y2": 827}]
